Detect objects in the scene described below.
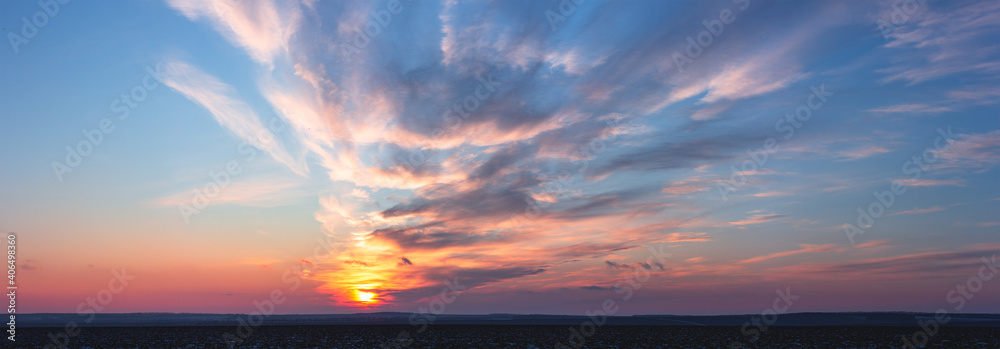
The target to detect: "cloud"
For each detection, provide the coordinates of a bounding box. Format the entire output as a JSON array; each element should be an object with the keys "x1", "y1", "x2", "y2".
[
  {"x1": 663, "y1": 232, "x2": 712, "y2": 243},
  {"x1": 166, "y1": 0, "x2": 302, "y2": 65},
  {"x1": 739, "y1": 244, "x2": 842, "y2": 264},
  {"x1": 934, "y1": 130, "x2": 1000, "y2": 172},
  {"x1": 160, "y1": 60, "x2": 308, "y2": 175},
  {"x1": 815, "y1": 246, "x2": 1000, "y2": 275},
  {"x1": 878, "y1": 1, "x2": 1000, "y2": 85},
  {"x1": 605, "y1": 260, "x2": 627, "y2": 270},
  {"x1": 895, "y1": 178, "x2": 965, "y2": 187},
  {"x1": 592, "y1": 133, "x2": 757, "y2": 178},
  {"x1": 854, "y1": 240, "x2": 891, "y2": 249},
  {"x1": 689, "y1": 104, "x2": 730, "y2": 121},
  {"x1": 155, "y1": 175, "x2": 307, "y2": 208},
  {"x1": 752, "y1": 191, "x2": 791, "y2": 198},
  {"x1": 729, "y1": 214, "x2": 785, "y2": 226},
  {"x1": 370, "y1": 224, "x2": 513, "y2": 252},
  {"x1": 865, "y1": 104, "x2": 952, "y2": 113},
  {"x1": 661, "y1": 175, "x2": 715, "y2": 196},
  {"x1": 604, "y1": 260, "x2": 664, "y2": 271},
  {"x1": 836, "y1": 146, "x2": 892, "y2": 161},
  {"x1": 947, "y1": 86, "x2": 1000, "y2": 105},
  {"x1": 662, "y1": 185, "x2": 708, "y2": 195},
  {"x1": 889, "y1": 206, "x2": 944, "y2": 216},
  {"x1": 696, "y1": 60, "x2": 806, "y2": 104}
]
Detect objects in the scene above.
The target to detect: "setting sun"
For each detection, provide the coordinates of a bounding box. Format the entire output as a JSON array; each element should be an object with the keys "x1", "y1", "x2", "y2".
[{"x1": 355, "y1": 291, "x2": 376, "y2": 303}]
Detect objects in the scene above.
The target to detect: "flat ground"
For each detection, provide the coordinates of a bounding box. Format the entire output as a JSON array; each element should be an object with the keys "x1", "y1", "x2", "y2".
[{"x1": 17, "y1": 325, "x2": 1000, "y2": 348}]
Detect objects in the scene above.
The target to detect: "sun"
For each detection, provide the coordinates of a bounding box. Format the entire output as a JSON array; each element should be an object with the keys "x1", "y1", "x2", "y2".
[{"x1": 355, "y1": 291, "x2": 376, "y2": 303}]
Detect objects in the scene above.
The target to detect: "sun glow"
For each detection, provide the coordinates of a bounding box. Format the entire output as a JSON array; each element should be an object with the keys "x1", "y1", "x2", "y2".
[{"x1": 355, "y1": 291, "x2": 376, "y2": 303}]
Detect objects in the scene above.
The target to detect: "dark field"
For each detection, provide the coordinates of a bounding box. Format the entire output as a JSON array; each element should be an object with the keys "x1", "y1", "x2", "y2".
[{"x1": 19, "y1": 325, "x2": 1000, "y2": 348}]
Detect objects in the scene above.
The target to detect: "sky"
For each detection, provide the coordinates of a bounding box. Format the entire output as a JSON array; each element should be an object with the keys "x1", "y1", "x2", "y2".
[{"x1": 1, "y1": 0, "x2": 998, "y2": 316}]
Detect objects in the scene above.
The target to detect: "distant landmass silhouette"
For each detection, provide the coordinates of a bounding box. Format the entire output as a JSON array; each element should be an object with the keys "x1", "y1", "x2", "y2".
[{"x1": 18, "y1": 312, "x2": 1000, "y2": 327}]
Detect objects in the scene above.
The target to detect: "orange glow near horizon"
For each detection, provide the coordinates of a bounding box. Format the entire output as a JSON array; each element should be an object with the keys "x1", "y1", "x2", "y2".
[{"x1": 308, "y1": 230, "x2": 407, "y2": 308}]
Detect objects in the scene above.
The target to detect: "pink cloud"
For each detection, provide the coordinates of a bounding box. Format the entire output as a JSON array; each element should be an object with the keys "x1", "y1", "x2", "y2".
[
  {"x1": 729, "y1": 214, "x2": 785, "y2": 226},
  {"x1": 865, "y1": 104, "x2": 952, "y2": 113},
  {"x1": 889, "y1": 206, "x2": 944, "y2": 216},
  {"x1": 896, "y1": 178, "x2": 965, "y2": 187},
  {"x1": 836, "y1": 146, "x2": 892, "y2": 161},
  {"x1": 166, "y1": 0, "x2": 301, "y2": 65},
  {"x1": 739, "y1": 244, "x2": 842, "y2": 264}
]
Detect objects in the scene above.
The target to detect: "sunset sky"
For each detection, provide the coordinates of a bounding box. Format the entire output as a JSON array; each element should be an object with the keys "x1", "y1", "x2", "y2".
[{"x1": 2, "y1": 0, "x2": 999, "y2": 315}]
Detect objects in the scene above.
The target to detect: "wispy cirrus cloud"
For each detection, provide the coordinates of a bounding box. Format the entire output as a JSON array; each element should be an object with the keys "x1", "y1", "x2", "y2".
[
  {"x1": 889, "y1": 206, "x2": 944, "y2": 216},
  {"x1": 154, "y1": 175, "x2": 307, "y2": 208},
  {"x1": 934, "y1": 130, "x2": 1000, "y2": 172},
  {"x1": 836, "y1": 146, "x2": 892, "y2": 161},
  {"x1": 806, "y1": 245, "x2": 1000, "y2": 275},
  {"x1": 866, "y1": 104, "x2": 952, "y2": 113},
  {"x1": 166, "y1": 0, "x2": 302, "y2": 65},
  {"x1": 739, "y1": 244, "x2": 843, "y2": 264},
  {"x1": 729, "y1": 213, "x2": 785, "y2": 226},
  {"x1": 895, "y1": 178, "x2": 966, "y2": 187},
  {"x1": 160, "y1": 60, "x2": 308, "y2": 175},
  {"x1": 878, "y1": 0, "x2": 1000, "y2": 85}
]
